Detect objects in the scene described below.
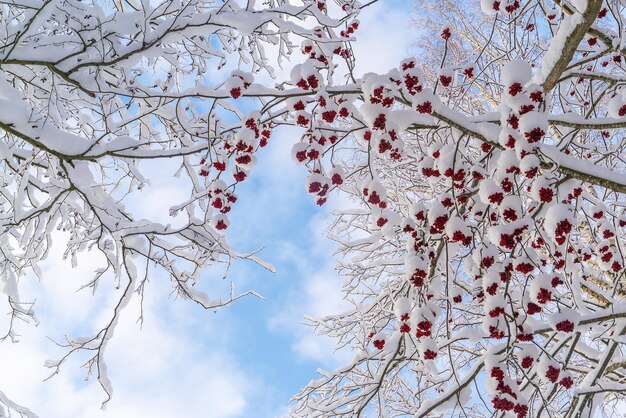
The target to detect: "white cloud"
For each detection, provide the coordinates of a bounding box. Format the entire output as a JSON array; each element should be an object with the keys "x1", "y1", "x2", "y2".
[
  {"x1": 0, "y1": 247, "x2": 251, "y2": 418},
  {"x1": 122, "y1": 158, "x2": 191, "y2": 228},
  {"x1": 267, "y1": 207, "x2": 352, "y2": 367},
  {"x1": 353, "y1": 2, "x2": 417, "y2": 76}
]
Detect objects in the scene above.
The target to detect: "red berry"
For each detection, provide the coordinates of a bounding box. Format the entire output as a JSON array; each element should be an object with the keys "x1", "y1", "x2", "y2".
[
  {"x1": 230, "y1": 87, "x2": 241, "y2": 99},
  {"x1": 521, "y1": 356, "x2": 533, "y2": 368},
  {"x1": 416, "y1": 101, "x2": 432, "y2": 114},
  {"x1": 538, "y1": 188, "x2": 553, "y2": 203},
  {"x1": 546, "y1": 365, "x2": 560, "y2": 383},
  {"x1": 555, "y1": 320, "x2": 575, "y2": 333},
  {"x1": 560, "y1": 376, "x2": 574, "y2": 389},
  {"x1": 527, "y1": 302, "x2": 541, "y2": 314},
  {"x1": 508, "y1": 82, "x2": 523, "y2": 96},
  {"x1": 423, "y1": 349, "x2": 438, "y2": 360},
  {"x1": 439, "y1": 75, "x2": 452, "y2": 87}
]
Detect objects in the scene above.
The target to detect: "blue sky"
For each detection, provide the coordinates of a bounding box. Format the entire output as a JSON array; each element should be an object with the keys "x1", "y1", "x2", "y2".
[{"x1": 0, "y1": 2, "x2": 419, "y2": 417}]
